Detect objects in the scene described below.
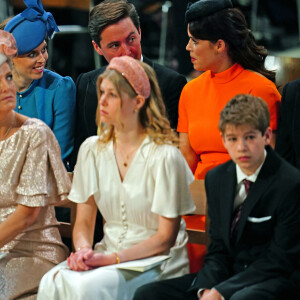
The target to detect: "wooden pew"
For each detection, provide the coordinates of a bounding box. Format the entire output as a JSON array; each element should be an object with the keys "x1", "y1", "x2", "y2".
[
  {"x1": 54, "y1": 199, "x2": 76, "y2": 240},
  {"x1": 54, "y1": 172, "x2": 76, "y2": 249},
  {"x1": 187, "y1": 180, "x2": 210, "y2": 246},
  {"x1": 11, "y1": 0, "x2": 90, "y2": 11}
]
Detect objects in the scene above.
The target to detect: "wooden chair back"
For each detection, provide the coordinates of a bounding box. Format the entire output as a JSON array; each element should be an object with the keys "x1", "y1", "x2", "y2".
[
  {"x1": 55, "y1": 200, "x2": 77, "y2": 240},
  {"x1": 54, "y1": 172, "x2": 76, "y2": 248},
  {"x1": 187, "y1": 180, "x2": 210, "y2": 246}
]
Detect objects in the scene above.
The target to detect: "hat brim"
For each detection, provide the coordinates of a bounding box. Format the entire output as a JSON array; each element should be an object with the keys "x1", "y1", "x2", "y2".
[{"x1": 5, "y1": 15, "x2": 46, "y2": 55}]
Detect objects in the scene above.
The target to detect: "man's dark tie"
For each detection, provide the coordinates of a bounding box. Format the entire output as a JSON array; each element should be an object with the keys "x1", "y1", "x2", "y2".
[{"x1": 231, "y1": 179, "x2": 252, "y2": 238}]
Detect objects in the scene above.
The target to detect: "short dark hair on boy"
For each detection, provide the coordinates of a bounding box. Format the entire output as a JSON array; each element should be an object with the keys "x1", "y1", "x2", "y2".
[
  {"x1": 88, "y1": 0, "x2": 140, "y2": 46},
  {"x1": 219, "y1": 94, "x2": 270, "y2": 135}
]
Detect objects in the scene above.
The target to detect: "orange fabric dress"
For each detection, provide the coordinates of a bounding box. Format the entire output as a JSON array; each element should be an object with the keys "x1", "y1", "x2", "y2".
[{"x1": 178, "y1": 63, "x2": 281, "y2": 272}]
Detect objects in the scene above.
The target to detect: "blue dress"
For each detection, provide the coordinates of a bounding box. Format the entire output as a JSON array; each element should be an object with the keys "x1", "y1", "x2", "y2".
[{"x1": 15, "y1": 69, "x2": 76, "y2": 169}]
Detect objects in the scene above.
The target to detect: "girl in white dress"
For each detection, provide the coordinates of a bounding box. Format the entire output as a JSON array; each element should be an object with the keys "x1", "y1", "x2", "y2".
[{"x1": 38, "y1": 56, "x2": 195, "y2": 300}]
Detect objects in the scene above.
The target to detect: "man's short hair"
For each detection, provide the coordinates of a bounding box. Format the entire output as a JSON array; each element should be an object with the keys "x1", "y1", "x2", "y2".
[
  {"x1": 219, "y1": 94, "x2": 270, "y2": 135},
  {"x1": 89, "y1": 0, "x2": 140, "y2": 46}
]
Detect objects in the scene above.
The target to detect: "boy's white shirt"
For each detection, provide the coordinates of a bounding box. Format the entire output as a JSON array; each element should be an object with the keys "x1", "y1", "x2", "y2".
[{"x1": 234, "y1": 149, "x2": 267, "y2": 210}]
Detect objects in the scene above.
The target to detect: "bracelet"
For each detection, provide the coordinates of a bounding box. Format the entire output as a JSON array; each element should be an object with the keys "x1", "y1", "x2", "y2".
[
  {"x1": 113, "y1": 252, "x2": 120, "y2": 264},
  {"x1": 76, "y1": 245, "x2": 90, "y2": 252}
]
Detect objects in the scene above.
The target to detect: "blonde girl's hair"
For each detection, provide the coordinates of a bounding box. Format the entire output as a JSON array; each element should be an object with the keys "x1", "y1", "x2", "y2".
[{"x1": 96, "y1": 61, "x2": 178, "y2": 148}]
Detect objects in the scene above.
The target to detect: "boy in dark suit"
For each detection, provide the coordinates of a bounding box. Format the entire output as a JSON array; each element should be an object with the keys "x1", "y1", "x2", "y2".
[{"x1": 133, "y1": 94, "x2": 300, "y2": 300}]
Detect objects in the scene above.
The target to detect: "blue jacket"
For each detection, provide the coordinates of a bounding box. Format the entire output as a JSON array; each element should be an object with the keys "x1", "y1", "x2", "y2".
[{"x1": 15, "y1": 69, "x2": 76, "y2": 169}]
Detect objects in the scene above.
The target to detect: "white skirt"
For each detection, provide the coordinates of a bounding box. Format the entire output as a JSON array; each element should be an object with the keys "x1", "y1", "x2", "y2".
[{"x1": 37, "y1": 261, "x2": 161, "y2": 300}]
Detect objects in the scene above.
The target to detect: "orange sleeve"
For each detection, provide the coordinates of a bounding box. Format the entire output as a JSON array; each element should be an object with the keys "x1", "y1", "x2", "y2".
[
  {"x1": 250, "y1": 82, "x2": 281, "y2": 131},
  {"x1": 177, "y1": 86, "x2": 189, "y2": 133}
]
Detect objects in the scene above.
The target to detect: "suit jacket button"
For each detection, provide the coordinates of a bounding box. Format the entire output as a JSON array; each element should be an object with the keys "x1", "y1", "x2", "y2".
[{"x1": 244, "y1": 264, "x2": 248, "y2": 268}]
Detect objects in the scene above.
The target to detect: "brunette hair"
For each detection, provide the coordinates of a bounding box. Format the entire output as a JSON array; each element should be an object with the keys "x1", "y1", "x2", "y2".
[
  {"x1": 219, "y1": 94, "x2": 270, "y2": 135},
  {"x1": 89, "y1": 0, "x2": 140, "y2": 47},
  {"x1": 188, "y1": 8, "x2": 275, "y2": 82},
  {"x1": 96, "y1": 61, "x2": 178, "y2": 146}
]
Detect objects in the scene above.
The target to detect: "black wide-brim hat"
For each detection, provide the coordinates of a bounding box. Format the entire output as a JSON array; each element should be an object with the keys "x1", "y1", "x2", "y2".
[{"x1": 185, "y1": 0, "x2": 233, "y2": 23}]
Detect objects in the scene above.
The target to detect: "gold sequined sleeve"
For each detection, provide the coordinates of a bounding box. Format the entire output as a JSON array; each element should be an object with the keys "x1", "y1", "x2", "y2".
[{"x1": 16, "y1": 122, "x2": 71, "y2": 207}]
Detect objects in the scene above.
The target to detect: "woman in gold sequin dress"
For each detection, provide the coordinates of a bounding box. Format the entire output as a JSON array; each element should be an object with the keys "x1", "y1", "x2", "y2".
[{"x1": 0, "y1": 31, "x2": 70, "y2": 300}]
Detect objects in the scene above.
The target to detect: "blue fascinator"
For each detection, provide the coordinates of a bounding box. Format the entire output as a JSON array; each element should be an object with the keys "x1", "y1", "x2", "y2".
[{"x1": 4, "y1": 0, "x2": 59, "y2": 55}]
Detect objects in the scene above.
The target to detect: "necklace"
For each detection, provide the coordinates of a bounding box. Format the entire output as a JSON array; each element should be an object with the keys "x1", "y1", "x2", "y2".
[
  {"x1": 0, "y1": 111, "x2": 15, "y2": 141},
  {"x1": 115, "y1": 143, "x2": 138, "y2": 167},
  {"x1": 114, "y1": 135, "x2": 145, "y2": 168}
]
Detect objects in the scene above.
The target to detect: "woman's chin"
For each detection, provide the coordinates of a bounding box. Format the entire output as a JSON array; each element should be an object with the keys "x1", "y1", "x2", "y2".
[
  {"x1": 100, "y1": 116, "x2": 113, "y2": 125},
  {"x1": 31, "y1": 69, "x2": 44, "y2": 79}
]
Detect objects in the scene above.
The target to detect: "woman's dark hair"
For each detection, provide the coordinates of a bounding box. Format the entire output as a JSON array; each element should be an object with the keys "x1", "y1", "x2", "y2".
[{"x1": 188, "y1": 8, "x2": 275, "y2": 82}]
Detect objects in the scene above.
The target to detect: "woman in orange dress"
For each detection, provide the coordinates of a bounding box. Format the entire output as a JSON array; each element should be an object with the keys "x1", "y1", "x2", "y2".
[{"x1": 178, "y1": 0, "x2": 281, "y2": 272}]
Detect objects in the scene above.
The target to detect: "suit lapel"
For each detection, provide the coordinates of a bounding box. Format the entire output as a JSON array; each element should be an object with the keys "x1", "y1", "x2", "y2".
[
  {"x1": 85, "y1": 67, "x2": 107, "y2": 135},
  {"x1": 91, "y1": 67, "x2": 106, "y2": 86},
  {"x1": 234, "y1": 147, "x2": 279, "y2": 244},
  {"x1": 143, "y1": 56, "x2": 154, "y2": 68},
  {"x1": 220, "y1": 161, "x2": 237, "y2": 249}
]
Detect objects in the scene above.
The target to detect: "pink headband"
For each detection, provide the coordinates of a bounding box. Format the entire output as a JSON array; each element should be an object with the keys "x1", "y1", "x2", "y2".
[
  {"x1": 0, "y1": 53, "x2": 6, "y2": 66},
  {"x1": 107, "y1": 56, "x2": 151, "y2": 99},
  {"x1": 0, "y1": 31, "x2": 18, "y2": 66}
]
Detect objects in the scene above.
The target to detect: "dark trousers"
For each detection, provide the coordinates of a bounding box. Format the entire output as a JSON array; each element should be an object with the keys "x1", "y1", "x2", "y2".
[
  {"x1": 133, "y1": 273, "x2": 300, "y2": 300},
  {"x1": 133, "y1": 273, "x2": 197, "y2": 300}
]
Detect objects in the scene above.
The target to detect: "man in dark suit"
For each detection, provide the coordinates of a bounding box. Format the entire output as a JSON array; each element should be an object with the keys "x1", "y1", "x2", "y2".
[
  {"x1": 70, "y1": 0, "x2": 187, "y2": 168},
  {"x1": 133, "y1": 94, "x2": 300, "y2": 300},
  {"x1": 276, "y1": 78, "x2": 300, "y2": 170}
]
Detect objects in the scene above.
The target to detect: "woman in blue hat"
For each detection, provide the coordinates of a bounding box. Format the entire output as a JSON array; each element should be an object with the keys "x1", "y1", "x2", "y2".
[
  {"x1": 4, "y1": 0, "x2": 76, "y2": 170},
  {"x1": 0, "y1": 30, "x2": 70, "y2": 300}
]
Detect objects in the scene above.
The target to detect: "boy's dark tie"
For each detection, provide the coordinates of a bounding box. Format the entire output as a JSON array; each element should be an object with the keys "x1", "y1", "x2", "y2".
[
  {"x1": 243, "y1": 179, "x2": 252, "y2": 195},
  {"x1": 231, "y1": 179, "x2": 252, "y2": 237}
]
